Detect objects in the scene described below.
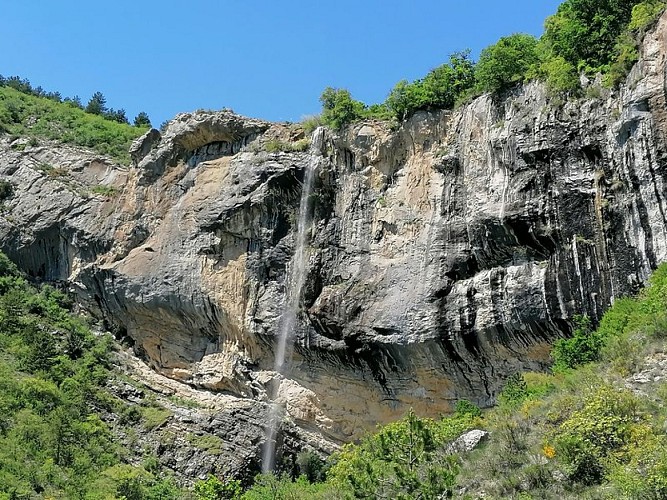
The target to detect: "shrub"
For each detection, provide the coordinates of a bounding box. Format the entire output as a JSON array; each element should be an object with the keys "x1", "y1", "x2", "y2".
[
  {"x1": 551, "y1": 316, "x2": 603, "y2": 371},
  {"x1": 553, "y1": 386, "x2": 647, "y2": 484},
  {"x1": 609, "y1": 441, "x2": 667, "y2": 499},
  {"x1": 300, "y1": 115, "x2": 322, "y2": 135},
  {"x1": 140, "y1": 405, "x2": 172, "y2": 430},
  {"x1": 386, "y1": 51, "x2": 475, "y2": 121},
  {"x1": 542, "y1": 0, "x2": 640, "y2": 74},
  {"x1": 475, "y1": 34, "x2": 540, "y2": 93},
  {"x1": 319, "y1": 87, "x2": 365, "y2": 130},
  {"x1": 386, "y1": 79, "x2": 425, "y2": 122},
  {"x1": 363, "y1": 102, "x2": 392, "y2": 120},
  {"x1": 187, "y1": 433, "x2": 225, "y2": 455},
  {"x1": 194, "y1": 474, "x2": 242, "y2": 500},
  {"x1": 539, "y1": 54, "x2": 581, "y2": 93},
  {"x1": 455, "y1": 399, "x2": 482, "y2": 418},
  {"x1": 420, "y1": 51, "x2": 476, "y2": 108},
  {"x1": 498, "y1": 373, "x2": 530, "y2": 407}
]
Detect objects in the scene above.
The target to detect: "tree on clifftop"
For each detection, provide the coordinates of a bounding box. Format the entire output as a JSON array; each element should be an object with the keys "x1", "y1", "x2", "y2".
[
  {"x1": 475, "y1": 34, "x2": 540, "y2": 93},
  {"x1": 133, "y1": 111, "x2": 151, "y2": 127},
  {"x1": 320, "y1": 87, "x2": 365, "y2": 130},
  {"x1": 85, "y1": 91, "x2": 107, "y2": 115}
]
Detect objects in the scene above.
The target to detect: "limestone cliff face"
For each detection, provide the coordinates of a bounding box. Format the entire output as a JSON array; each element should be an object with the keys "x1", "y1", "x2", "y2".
[{"x1": 2, "y1": 12, "x2": 667, "y2": 476}]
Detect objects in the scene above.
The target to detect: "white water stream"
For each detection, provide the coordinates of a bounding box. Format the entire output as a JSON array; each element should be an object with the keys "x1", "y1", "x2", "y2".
[{"x1": 261, "y1": 161, "x2": 317, "y2": 472}]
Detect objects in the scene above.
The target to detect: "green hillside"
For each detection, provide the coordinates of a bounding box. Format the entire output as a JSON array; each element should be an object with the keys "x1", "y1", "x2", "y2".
[
  {"x1": 0, "y1": 86, "x2": 147, "y2": 165},
  {"x1": 0, "y1": 255, "x2": 183, "y2": 499}
]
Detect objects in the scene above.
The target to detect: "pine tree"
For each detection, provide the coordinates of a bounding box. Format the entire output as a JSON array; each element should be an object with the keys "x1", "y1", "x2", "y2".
[
  {"x1": 133, "y1": 111, "x2": 151, "y2": 127},
  {"x1": 85, "y1": 91, "x2": 107, "y2": 115}
]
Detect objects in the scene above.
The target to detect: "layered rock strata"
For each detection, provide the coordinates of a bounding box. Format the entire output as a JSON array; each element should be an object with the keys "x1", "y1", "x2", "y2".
[{"x1": 1, "y1": 12, "x2": 666, "y2": 476}]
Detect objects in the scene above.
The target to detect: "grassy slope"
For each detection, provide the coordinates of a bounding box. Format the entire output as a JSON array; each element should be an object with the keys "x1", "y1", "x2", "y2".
[{"x1": 0, "y1": 86, "x2": 147, "y2": 165}]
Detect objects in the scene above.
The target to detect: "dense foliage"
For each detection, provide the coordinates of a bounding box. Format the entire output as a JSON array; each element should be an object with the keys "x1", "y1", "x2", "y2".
[
  {"x1": 315, "y1": 0, "x2": 666, "y2": 130},
  {"x1": 0, "y1": 254, "x2": 181, "y2": 499},
  {"x1": 475, "y1": 34, "x2": 540, "y2": 93},
  {"x1": 385, "y1": 52, "x2": 475, "y2": 122},
  {"x1": 543, "y1": 0, "x2": 638, "y2": 74}
]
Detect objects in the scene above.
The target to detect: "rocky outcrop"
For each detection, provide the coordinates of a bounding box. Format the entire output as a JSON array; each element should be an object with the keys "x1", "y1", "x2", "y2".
[
  {"x1": 447, "y1": 430, "x2": 489, "y2": 454},
  {"x1": 131, "y1": 110, "x2": 271, "y2": 184},
  {"x1": 1, "y1": 11, "x2": 667, "y2": 479}
]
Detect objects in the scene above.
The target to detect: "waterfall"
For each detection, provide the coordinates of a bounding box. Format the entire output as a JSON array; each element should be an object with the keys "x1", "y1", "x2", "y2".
[{"x1": 261, "y1": 159, "x2": 317, "y2": 472}]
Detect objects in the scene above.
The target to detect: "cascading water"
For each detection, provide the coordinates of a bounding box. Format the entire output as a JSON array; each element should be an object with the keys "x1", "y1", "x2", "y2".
[{"x1": 261, "y1": 159, "x2": 317, "y2": 472}]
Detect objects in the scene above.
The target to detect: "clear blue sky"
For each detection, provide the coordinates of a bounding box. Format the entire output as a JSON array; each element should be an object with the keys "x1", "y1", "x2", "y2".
[{"x1": 2, "y1": 1, "x2": 562, "y2": 127}]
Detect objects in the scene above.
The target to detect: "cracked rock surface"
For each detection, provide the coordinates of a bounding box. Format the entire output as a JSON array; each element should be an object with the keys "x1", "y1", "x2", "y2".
[{"x1": 2, "y1": 12, "x2": 667, "y2": 478}]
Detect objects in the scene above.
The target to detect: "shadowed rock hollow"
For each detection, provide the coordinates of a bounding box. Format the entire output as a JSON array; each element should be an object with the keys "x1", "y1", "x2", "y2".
[{"x1": 2, "y1": 11, "x2": 667, "y2": 478}]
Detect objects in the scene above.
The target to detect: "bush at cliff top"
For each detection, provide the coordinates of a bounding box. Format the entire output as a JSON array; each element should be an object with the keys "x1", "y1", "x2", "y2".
[
  {"x1": 386, "y1": 51, "x2": 475, "y2": 121},
  {"x1": 542, "y1": 0, "x2": 639, "y2": 74},
  {"x1": 319, "y1": 87, "x2": 365, "y2": 130},
  {"x1": 475, "y1": 34, "x2": 540, "y2": 93},
  {"x1": 319, "y1": 87, "x2": 391, "y2": 130}
]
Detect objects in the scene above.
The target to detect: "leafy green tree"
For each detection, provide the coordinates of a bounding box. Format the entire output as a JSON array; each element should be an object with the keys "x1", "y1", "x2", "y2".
[
  {"x1": 386, "y1": 51, "x2": 475, "y2": 121},
  {"x1": 319, "y1": 87, "x2": 365, "y2": 130},
  {"x1": 422, "y1": 51, "x2": 476, "y2": 108},
  {"x1": 85, "y1": 91, "x2": 107, "y2": 115},
  {"x1": 328, "y1": 409, "x2": 462, "y2": 499},
  {"x1": 539, "y1": 54, "x2": 580, "y2": 93},
  {"x1": 542, "y1": 0, "x2": 641, "y2": 74},
  {"x1": 194, "y1": 475, "x2": 242, "y2": 499},
  {"x1": 476, "y1": 34, "x2": 540, "y2": 92},
  {"x1": 552, "y1": 316, "x2": 603, "y2": 371},
  {"x1": 386, "y1": 79, "x2": 425, "y2": 121},
  {"x1": 134, "y1": 111, "x2": 152, "y2": 127}
]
